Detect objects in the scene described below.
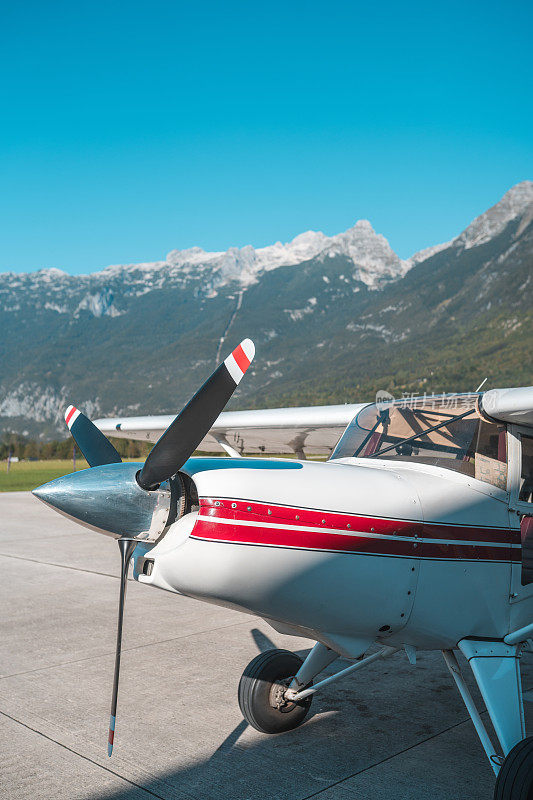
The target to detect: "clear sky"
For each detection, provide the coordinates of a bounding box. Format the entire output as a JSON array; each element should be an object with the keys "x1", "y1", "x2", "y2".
[{"x1": 1, "y1": 0, "x2": 532, "y2": 274}]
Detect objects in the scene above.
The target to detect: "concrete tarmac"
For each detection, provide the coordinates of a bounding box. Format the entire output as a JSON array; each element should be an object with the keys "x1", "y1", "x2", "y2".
[{"x1": 1, "y1": 492, "x2": 531, "y2": 800}]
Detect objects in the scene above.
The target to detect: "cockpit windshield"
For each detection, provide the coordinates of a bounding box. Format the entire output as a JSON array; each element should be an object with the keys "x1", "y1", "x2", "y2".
[{"x1": 331, "y1": 393, "x2": 508, "y2": 489}]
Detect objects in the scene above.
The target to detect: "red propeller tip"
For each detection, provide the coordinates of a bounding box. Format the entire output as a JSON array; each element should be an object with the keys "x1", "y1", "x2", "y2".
[
  {"x1": 64, "y1": 405, "x2": 80, "y2": 429},
  {"x1": 224, "y1": 339, "x2": 255, "y2": 385}
]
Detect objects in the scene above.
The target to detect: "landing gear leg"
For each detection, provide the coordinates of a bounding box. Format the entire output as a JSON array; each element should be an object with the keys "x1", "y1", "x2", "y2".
[
  {"x1": 443, "y1": 639, "x2": 530, "y2": 799},
  {"x1": 458, "y1": 640, "x2": 525, "y2": 757},
  {"x1": 290, "y1": 642, "x2": 339, "y2": 689}
]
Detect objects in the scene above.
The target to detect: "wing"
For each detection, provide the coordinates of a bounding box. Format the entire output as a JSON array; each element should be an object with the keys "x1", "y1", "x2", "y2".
[
  {"x1": 94, "y1": 403, "x2": 366, "y2": 458},
  {"x1": 482, "y1": 386, "x2": 533, "y2": 426}
]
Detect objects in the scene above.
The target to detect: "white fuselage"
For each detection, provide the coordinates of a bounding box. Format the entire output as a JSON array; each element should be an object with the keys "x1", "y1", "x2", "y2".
[{"x1": 138, "y1": 457, "x2": 521, "y2": 657}]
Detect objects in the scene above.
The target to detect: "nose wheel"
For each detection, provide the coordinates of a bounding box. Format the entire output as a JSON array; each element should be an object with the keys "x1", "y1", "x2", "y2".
[
  {"x1": 494, "y1": 737, "x2": 533, "y2": 799},
  {"x1": 238, "y1": 649, "x2": 313, "y2": 734}
]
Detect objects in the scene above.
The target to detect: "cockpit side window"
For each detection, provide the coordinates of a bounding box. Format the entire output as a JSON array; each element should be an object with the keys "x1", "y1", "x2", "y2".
[
  {"x1": 519, "y1": 435, "x2": 533, "y2": 504},
  {"x1": 518, "y1": 434, "x2": 533, "y2": 585},
  {"x1": 474, "y1": 421, "x2": 508, "y2": 490}
]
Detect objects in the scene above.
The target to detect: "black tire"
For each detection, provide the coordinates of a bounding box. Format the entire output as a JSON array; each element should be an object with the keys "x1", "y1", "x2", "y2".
[
  {"x1": 494, "y1": 737, "x2": 533, "y2": 800},
  {"x1": 238, "y1": 649, "x2": 313, "y2": 734}
]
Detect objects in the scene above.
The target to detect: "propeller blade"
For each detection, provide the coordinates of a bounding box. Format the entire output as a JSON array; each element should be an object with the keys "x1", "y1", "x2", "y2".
[
  {"x1": 108, "y1": 537, "x2": 136, "y2": 757},
  {"x1": 65, "y1": 405, "x2": 122, "y2": 467},
  {"x1": 137, "y1": 339, "x2": 255, "y2": 490}
]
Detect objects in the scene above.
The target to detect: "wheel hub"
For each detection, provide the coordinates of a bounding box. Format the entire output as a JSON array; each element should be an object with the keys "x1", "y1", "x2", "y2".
[{"x1": 269, "y1": 678, "x2": 296, "y2": 712}]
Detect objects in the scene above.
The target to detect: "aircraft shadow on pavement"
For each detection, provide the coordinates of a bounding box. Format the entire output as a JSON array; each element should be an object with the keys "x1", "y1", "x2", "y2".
[{"x1": 80, "y1": 629, "x2": 501, "y2": 800}]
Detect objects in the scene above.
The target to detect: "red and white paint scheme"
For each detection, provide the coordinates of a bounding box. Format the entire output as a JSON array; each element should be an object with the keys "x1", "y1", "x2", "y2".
[
  {"x1": 224, "y1": 338, "x2": 255, "y2": 385},
  {"x1": 34, "y1": 359, "x2": 533, "y2": 797},
  {"x1": 139, "y1": 449, "x2": 522, "y2": 653},
  {"x1": 64, "y1": 404, "x2": 81, "y2": 429}
]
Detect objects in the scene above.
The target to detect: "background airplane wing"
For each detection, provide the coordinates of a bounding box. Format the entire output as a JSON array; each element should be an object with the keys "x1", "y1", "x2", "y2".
[{"x1": 94, "y1": 404, "x2": 366, "y2": 458}]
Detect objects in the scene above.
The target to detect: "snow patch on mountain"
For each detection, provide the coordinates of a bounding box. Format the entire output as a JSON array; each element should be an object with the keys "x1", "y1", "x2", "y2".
[
  {"x1": 284, "y1": 297, "x2": 318, "y2": 322},
  {"x1": 44, "y1": 302, "x2": 69, "y2": 313}
]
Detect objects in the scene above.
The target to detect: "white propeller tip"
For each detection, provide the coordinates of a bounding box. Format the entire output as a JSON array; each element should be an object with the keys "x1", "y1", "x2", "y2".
[
  {"x1": 224, "y1": 339, "x2": 255, "y2": 385},
  {"x1": 240, "y1": 338, "x2": 255, "y2": 362},
  {"x1": 64, "y1": 405, "x2": 80, "y2": 429}
]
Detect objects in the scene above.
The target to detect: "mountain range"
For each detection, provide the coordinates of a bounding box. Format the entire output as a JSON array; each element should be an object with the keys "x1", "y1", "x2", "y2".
[{"x1": 1, "y1": 181, "x2": 532, "y2": 439}]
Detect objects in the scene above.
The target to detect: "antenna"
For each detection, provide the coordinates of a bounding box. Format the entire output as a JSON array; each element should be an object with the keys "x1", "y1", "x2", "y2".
[{"x1": 475, "y1": 377, "x2": 488, "y2": 392}]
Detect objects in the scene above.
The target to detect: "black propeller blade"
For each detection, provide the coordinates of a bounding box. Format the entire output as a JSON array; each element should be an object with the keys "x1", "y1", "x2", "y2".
[
  {"x1": 108, "y1": 537, "x2": 136, "y2": 757},
  {"x1": 64, "y1": 405, "x2": 122, "y2": 467},
  {"x1": 58, "y1": 340, "x2": 255, "y2": 755},
  {"x1": 137, "y1": 339, "x2": 255, "y2": 490}
]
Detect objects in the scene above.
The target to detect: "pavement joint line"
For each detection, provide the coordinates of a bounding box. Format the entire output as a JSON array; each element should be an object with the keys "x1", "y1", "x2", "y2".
[
  {"x1": 0, "y1": 532, "x2": 85, "y2": 544},
  {"x1": 0, "y1": 550, "x2": 120, "y2": 578},
  {"x1": 0, "y1": 620, "x2": 252, "y2": 680},
  {"x1": 0, "y1": 708, "x2": 170, "y2": 800},
  {"x1": 0, "y1": 704, "x2": 501, "y2": 800},
  {"x1": 296, "y1": 682, "x2": 533, "y2": 800},
  {"x1": 297, "y1": 713, "x2": 487, "y2": 800}
]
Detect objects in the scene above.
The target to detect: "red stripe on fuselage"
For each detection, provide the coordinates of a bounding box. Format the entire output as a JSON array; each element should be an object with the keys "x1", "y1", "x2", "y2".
[
  {"x1": 191, "y1": 518, "x2": 518, "y2": 561},
  {"x1": 193, "y1": 518, "x2": 419, "y2": 556},
  {"x1": 199, "y1": 498, "x2": 519, "y2": 545}
]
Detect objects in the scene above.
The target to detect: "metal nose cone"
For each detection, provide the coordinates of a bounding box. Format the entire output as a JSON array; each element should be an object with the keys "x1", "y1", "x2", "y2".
[
  {"x1": 32, "y1": 481, "x2": 53, "y2": 502},
  {"x1": 32, "y1": 467, "x2": 97, "y2": 511},
  {"x1": 32, "y1": 466, "x2": 119, "y2": 534},
  {"x1": 32, "y1": 461, "x2": 167, "y2": 539},
  {"x1": 32, "y1": 476, "x2": 72, "y2": 508}
]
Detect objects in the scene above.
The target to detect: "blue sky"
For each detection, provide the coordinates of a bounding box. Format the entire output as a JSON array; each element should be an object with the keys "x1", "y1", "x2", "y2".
[{"x1": 1, "y1": 0, "x2": 531, "y2": 274}]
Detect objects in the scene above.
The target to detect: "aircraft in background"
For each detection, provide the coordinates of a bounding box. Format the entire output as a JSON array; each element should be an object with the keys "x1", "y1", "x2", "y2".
[{"x1": 33, "y1": 339, "x2": 533, "y2": 800}]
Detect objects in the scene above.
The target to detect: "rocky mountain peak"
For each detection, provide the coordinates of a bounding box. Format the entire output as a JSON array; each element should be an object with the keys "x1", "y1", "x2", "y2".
[
  {"x1": 407, "y1": 180, "x2": 533, "y2": 266},
  {"x1": 324, "y1": 219, "x2": 408, "y2": 285},
  {"x1": 457, "y1": 180, "x2": 533, "y2": 250},
  {"x1": 161, "y1": 220, "x2": 403, "y2": 288}
]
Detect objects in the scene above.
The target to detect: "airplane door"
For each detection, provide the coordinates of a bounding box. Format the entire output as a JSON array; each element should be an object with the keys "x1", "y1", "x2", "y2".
[{"x1": 508, "y1": 427, "x2": 533, "y2": 621}]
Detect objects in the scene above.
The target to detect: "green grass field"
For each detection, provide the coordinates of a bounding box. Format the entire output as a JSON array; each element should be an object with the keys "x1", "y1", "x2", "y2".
[
  {"x1": 0, "y1": 453, "x2": 328, "y2": 492},
  {"x1": 0, "y1": 459, "x2": 91, "y2": 492}
]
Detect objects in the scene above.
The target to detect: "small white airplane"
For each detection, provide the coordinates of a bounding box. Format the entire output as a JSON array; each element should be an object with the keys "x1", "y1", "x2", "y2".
[{"x1": 33, "y1": 339, "x2": 533, "y2": 800}]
